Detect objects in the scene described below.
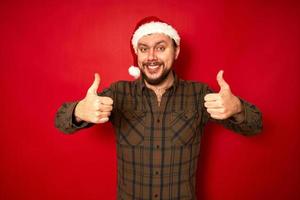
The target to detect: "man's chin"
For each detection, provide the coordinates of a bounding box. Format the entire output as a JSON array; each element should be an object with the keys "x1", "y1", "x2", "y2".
[
  {"x1": 142, "y1": 69, "x2": 172, "y2": 86},
  {"x1": 144, "y1": 77, "x2": 163, "y2": 85}
]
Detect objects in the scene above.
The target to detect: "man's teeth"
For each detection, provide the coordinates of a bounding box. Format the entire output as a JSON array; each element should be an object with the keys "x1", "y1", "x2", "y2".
[
  {"x1": 147, "y1": 64, "x2": 160, "y2": 69},
  {"x1": 148, "y1": 65, "x2": 159, "y2": 69}
]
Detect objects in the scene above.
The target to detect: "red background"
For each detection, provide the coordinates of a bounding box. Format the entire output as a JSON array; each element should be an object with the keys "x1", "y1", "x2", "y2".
[{"x1": 1, "y1": 0, "x2": 300, "y2": 199}]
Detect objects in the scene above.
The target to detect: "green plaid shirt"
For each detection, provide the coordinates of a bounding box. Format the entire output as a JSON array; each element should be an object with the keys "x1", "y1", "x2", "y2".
[{"x1": 55, "y1": 72, "x2": 262, "y2": 200}]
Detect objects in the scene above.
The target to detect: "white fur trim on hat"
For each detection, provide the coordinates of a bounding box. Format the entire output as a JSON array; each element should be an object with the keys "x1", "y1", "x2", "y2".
[{"x1": 131, "y1": 21, "x2": 180, "y2": 53}]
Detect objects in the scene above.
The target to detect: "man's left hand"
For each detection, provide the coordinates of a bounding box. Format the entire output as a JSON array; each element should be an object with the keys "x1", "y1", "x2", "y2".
[{"x1": 204, "y1": 70, "x2": 243, "y2": 120}]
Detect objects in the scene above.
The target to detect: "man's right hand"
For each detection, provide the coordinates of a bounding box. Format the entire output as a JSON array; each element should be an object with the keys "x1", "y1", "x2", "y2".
[{"x1": 74, "y1": 73, "x2": 113, "y2": 124}]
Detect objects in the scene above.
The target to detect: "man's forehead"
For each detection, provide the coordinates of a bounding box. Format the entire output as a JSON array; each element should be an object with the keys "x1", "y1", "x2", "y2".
[{"x1": 137, "y1": 33, "x2": 172, "y2": 46}]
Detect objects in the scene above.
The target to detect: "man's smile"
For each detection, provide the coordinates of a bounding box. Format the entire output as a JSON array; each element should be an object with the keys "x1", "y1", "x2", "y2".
[{"x1": 143, "y1": 61, "x2": 164, "y2": 74}]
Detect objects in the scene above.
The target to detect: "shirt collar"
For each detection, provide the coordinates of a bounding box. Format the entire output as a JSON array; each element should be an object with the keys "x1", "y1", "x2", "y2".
[{"x1": 137, "y1": 70, "x2": 179, "y2": 94}]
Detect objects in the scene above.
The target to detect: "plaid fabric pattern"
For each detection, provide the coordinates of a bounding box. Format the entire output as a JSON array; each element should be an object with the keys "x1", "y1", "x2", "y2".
[{"x1": 55, "y1": 72, "x2": 262, "y2": 200}]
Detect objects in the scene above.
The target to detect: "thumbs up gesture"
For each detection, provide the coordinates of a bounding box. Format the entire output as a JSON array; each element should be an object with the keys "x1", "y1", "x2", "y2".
[
  {"x1": 74, "y1": 73, "x2": 113, "y2": 124},
  {"x1": 204, "y1": 70, "x2": 242, "y2": 120}
]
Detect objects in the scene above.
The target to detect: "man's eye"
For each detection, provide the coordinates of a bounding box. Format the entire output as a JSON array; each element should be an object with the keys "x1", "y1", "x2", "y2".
[
  {"x1": 139, "y1": 47, "x2": 148, "y2": 52},
  {"x1": 157, "y1": 46, "x2": 165, "y2": 51}
]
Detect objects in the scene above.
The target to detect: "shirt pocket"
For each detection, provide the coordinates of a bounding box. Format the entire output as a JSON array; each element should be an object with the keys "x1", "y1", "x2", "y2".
[
  {"x1": 117, "y1": 110, "x2": 145, "y2": 146},
  {"x1": 170, "y1": 110, "x2": 200, "y2": 146}
]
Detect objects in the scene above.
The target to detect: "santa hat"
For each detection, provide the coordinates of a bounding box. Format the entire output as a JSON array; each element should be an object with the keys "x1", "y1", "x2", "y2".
[{"x1": 128, "y1": 16, "x2": 180, "y2": 79}]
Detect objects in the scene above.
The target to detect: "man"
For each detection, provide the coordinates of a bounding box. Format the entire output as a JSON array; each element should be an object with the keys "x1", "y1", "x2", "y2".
[{"x1": 55, "y1": 16, "x2": 262, "y2": 200}]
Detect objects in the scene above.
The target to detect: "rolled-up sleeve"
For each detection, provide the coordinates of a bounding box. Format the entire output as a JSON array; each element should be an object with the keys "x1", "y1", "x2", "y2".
[
  {"x1": 202, "y1": 85, "x2": 263, "y2": 136},
  {"x1": 54, "y1": 86, "x2": 115, "y2": 134},
  {"x1": 54, "y1": 101, "x2": 92, "y2": 134},
  {"x1": 217, "y1": 99, "x2": 263, "y2": 135}
]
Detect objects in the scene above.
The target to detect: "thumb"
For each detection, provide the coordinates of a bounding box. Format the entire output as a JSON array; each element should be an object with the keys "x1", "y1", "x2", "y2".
[
  {"x1": 87, "y1": 73, "x2": 100, "y2": 95},
  {"x1": 217, "y1": 70, "x2": 230, "y2": 92}
]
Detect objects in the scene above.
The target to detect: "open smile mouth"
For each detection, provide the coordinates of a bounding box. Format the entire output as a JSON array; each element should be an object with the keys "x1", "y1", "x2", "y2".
[
  {"x1": 148, "y1": 65, "x2": 160, "y2": 69},
  {"x1": 143, "y1": 62, "x2": 163, "y2": 69},
  {"x1": 145, "y1": 64, "x2": 163, "y2": 74}
]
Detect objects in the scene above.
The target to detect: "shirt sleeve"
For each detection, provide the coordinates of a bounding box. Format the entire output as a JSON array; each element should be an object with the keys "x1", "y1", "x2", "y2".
[
  {"x1": 202, "y1": 85, "x2": 263, "y2": 136},
  {"x1": 215, "y1": 98, "x2": 263, "y2": 135},
  {"x1": 54, "y1": 86, "x2": 115, "y2": 134},
  {"x1": 54, "y1": 101, "x2": 93, "y2": 134}
]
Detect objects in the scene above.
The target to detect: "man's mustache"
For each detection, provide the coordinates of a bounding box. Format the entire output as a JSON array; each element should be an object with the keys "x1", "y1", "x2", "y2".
[{"x1": 142, "y1": 61, "x2": 163, "y2": 67}]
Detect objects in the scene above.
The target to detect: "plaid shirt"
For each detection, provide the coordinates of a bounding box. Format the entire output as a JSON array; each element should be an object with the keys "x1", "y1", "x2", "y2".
[{"x1": 55, "y1": 72, "x2": 262, "y2": 200}]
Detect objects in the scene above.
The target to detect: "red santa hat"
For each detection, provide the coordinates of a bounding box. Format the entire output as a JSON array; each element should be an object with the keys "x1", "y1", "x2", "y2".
[{"x1": 128, "y1": 16, "x2": 181, "y2": 79}]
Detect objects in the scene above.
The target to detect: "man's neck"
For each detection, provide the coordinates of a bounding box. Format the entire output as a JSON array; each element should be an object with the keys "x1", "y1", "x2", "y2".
[
  {"x1": 145, "y1": 71, "x2": 174, "y2": 92},
  {"x1": 144, "y1": 72, "x2": 174, "y2": 105}
]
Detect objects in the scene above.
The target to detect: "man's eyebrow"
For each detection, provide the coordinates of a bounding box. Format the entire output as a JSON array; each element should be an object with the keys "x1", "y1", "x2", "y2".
[
  {"x1": 155, "y1": 41, "x2": 167, "y2": 45},
  {"x1": 138, "y1": 40, "x2": 167, "y2": 47},
  {"x1": 138, "y1": 43, "x2": 148, "y2": 47}
]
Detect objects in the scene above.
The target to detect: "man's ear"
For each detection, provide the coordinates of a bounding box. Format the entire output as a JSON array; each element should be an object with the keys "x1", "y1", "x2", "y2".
[{"x1": 175, "y1": 45, "x2": 180, "y2": 60}]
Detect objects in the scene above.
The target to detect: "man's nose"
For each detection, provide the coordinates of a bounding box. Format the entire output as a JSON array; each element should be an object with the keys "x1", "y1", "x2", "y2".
[{"x1": 147, "y1": 48, "x2": 157, "y2": 61}]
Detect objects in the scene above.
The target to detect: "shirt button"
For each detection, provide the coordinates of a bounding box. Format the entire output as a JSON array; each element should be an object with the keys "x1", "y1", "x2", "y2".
[
  {"x1": 156, "y1": 145, "x2": 160, "y2": 149},
  {"x1": 154, "y1": 194, "x2": 158, "y2": 198},
  {"x1": 157, "y1": 119, "x2": 160, "y2": 123},
  {"x1": 155, "y1": 171, "x2": 159, "y2": 175}
]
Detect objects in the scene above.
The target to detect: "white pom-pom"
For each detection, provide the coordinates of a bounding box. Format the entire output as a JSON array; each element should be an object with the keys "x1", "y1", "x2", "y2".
[{"x1": 128, "y1": 65, "x2": 140, "y2": 79}]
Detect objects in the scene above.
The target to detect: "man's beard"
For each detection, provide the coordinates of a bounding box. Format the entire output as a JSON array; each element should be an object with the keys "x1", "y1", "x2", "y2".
[{"x1": 140, "y1": 62, "x2": 172, "y2": 85}]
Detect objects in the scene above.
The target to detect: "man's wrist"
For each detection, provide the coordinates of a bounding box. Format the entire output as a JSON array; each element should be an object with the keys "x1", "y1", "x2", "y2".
[
  {"x1": 232, "y1": 98, "x2": 245, "y2": 123},
  {"x1": 75, "y1": 116, "x2": 83, "y2": 123},
  {"x1": 74, "y1": 101, "x2": 83, "y2": 123}
]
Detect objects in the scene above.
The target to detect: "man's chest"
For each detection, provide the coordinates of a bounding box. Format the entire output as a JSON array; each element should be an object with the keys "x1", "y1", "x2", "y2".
[{"x1": 113, "y1": 91, "x2": 204, "y2": 147}]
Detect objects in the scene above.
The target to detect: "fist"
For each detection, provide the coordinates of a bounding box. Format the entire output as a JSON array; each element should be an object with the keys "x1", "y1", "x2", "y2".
[
  {"x1": 204, "y1": 70, "x2": 242, "y2": 120},
  {"x1": 75, "y1": 73, "x2": 113, "y2": 124}
]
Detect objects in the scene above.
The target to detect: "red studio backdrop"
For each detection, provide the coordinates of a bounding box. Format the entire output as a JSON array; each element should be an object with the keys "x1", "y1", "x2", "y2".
[{"x1": 1, "y1": 0, "x2": 299, "y2": 199}]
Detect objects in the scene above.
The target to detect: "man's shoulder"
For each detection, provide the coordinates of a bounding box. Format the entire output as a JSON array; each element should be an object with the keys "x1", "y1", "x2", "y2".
[
  {"x1": 108, "y1": 79, "x2": 211, "y2": 93},
  {"x1": 109, "y1": 79, "x2": 140, "y2": 91},
  {"x1": 178, "y1": 79, "x2": 210, "y2": 91},
  {"x1": 111, "y1": 79, "x2": 138, "y2": 85}
]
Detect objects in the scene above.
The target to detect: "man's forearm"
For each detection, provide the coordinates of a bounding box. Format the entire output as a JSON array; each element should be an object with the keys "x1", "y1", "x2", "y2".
[{"x1": 55, "y1": 102, "x2": 91, "y2": 134}]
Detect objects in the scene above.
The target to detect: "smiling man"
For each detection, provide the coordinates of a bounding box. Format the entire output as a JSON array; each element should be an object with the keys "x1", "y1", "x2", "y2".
[
  {"x1": 136, "y1": 32, "x2": 180, "y2": 106},
  {"x1": 55, "y1": 16, "x2": 262, "y2": 200},
  {"x1": 137, "y1": 33, "x2": 179, "y2": 85}
]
